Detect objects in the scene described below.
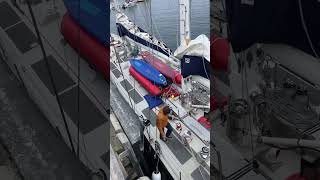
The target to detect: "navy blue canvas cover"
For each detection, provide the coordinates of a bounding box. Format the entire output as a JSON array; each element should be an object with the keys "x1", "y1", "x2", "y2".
[
  {"x1": 225, "y1": 0, "x2": 320, "y2": 57},
  {"x1": 63, "y1": 0, "x2": 109, "y2": 45}
]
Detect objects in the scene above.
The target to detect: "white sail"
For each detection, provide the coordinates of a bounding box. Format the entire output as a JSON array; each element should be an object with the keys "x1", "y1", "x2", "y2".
[{"x1": 174, "y1": 34, "x2": 210, "y2": 62}]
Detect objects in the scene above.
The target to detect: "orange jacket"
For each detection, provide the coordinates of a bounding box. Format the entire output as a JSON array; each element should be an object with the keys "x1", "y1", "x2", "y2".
[{"x1": 156, "y1": 107, "x2": 169, "y2": 138}]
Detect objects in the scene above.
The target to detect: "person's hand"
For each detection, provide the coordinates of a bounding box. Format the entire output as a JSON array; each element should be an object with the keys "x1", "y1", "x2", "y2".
[
  {"x1": 173, "y1": 112, "x2": 179, "y2": 119},
  {"x1": 170, "y1": 115, "x2": 179, "y2": 121}
]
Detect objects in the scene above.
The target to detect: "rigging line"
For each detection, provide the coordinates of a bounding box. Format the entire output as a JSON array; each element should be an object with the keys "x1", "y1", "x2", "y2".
[
  {"x1": 68, "y1": 129, "x2": 97, "y2": 171},
  {"x1": 132, "y1": 6, "x2": 137, "y2": 113},
  {"x1": 137, "y1": 1, "x2": 153, "y2": 54},
  {"x1": 49, "y1": 4, "x2": 99, "y2": 171},
  {"x1": 176, "y1": 3, "x2": 179, "y2": 49},
  {"x1": 51, "y1": 3, "x2": 98, "y2": 171},
  {"x1": 133, "y1": 61, "x2": 136, "y2": 112},
  {"x1": 137, "y1": 2, "x2": 171, "y2": 57},
  {"x1": 244, "y1": 55, "x2": 255, "y2": 160},
  {"x1": 62, "y1": 39, "x2": 70, "y2": 73},
  {"x1": 201, "y1": 36, "x2": 210, "y2": 79},
  {"x1": 140, "y1": 2, "x2": 164, "y2": 49},
  {"x1": 143, "y1": 0, "x2": 159, "y2": 142},
  {"x1": 77, "y1": 0, "x2": 81, "y2": 159},
  {"x1": 150, "y1": 1, "x2": 158, "y2": 142},
  {"x1": 132, "y1": 5, "x2": 139, "y2": 52},
  {"x1": 135, "y1": 5, "x2": 150, "y2": 46},
  {"x1": 21, "y1": 2, "x2": 106, "y2": 172},
  {"x1": 25, "y1": 0, "x2": 75, "y2": 154},
  {"x1": 297, "y1": 0, "x2": 319, "y2": 59},
  {"x1": 59, "y1": 33, "x2": 72, "y2": 81}
]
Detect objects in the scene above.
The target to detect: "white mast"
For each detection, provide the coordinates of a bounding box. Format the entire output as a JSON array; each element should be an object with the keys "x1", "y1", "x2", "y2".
[
  {"x1": 179, "y1": 0, "x2": 191, "y2": 46},
  {"x1": 178, "y1": 0, "x2": 191, "y2": 94}
]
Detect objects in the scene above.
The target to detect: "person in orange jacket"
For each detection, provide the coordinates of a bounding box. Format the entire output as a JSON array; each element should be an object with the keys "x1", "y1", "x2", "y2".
[{"x1": 156, "y1": 105, "x2": 174, "y2": 142}]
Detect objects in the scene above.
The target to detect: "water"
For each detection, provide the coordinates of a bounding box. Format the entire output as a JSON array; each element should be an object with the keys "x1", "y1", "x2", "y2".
[{"x1": 110, "y1": 0, "x2": 210, "y2": 50}]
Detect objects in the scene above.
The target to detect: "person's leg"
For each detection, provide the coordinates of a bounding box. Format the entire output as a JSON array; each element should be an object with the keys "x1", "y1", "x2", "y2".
[
  {"x1": 157, "y1": 127, "x2": 167, "y2": 141},
  {"x1": 161, "y1": 128, "x2": 165, "y2": 138},
  {"x1": 165, "y1": 123, "x2": 173, "y2": 138}
]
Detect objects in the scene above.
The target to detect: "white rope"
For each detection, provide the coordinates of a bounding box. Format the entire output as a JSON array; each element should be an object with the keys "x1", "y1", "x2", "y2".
[
  {"x1": 201, "y1": 35, "x2": 210, "y2": 79},
  {"x1": 298, "y1": 0, "x2": 319, "y2": 58}
]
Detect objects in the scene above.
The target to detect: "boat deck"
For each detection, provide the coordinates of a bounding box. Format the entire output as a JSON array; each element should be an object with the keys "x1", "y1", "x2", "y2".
[
  {"x1": 0, "y1": 0, "x2": 108, "y2": 175},
  {"x1": 110, "y1": 35, "x2": 210, "y2": 180},
  {"x1": 211, "y1": 43, "x2": 320, "y2": 179}
]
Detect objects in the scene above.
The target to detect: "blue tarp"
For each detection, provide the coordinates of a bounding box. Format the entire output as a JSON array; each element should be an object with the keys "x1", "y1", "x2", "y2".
[
  {"x1": 144, "y1": 95, "x2": 163, "y2": 109},
  {"x1": 63, "y1": 0, "x2": 109, "y2": 45}
]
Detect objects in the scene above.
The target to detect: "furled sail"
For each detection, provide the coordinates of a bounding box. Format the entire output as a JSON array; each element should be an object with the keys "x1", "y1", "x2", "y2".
[
  {"x1": 174, "y1": 34, "x2": 211, "y2": 79},
  {"x1": 174, "y1": 34, "x2": 210, "y2": 62}
]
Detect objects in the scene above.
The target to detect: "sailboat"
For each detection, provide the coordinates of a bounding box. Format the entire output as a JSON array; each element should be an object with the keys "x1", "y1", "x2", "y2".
[
  {"x1": 212, "y1": 0, "x2": 320, "y2": 179},
  {"x1": 114, "y1": 6, "x2": 180, "y2": 67},
  {"x1": 122, "y1": 0, "x2": 138, "y2": 9},
  {"x1": 0, "y1": 0, "x2": 109, "y2": 178},
  {"x1": 110, "y1": 0, "x2": 210, "y2": 179}
]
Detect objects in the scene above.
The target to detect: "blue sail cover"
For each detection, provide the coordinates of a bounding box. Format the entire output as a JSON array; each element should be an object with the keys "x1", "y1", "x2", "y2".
[
  {"x1": 63, "y1": 0, "x2": 109, "y2": 45},
  {"x1": 181, "y1": 55, "x2": 211, "y2": 79},
  {"x1": 116, "y1": 23, "x2": 172, "y2": 57}
]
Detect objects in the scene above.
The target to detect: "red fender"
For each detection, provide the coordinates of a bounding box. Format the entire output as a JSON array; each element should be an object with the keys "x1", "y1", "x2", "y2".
[{"x1": 211, "y1": 33, "x2": 230, "y2": 72}]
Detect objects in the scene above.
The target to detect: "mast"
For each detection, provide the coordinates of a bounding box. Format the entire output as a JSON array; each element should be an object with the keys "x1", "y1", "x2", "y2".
[
  {"x1": 178, "y1": 0, "x2": 191, "y2": 94},
  {"x1": 179, "y1": 0, "x2": 191, "y2": 46}
]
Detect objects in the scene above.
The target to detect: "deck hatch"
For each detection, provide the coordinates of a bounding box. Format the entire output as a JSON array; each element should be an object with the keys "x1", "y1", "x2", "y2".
[
  {"x1": 128, "y1": 89, "x2": 143, "y2": 104},
  {"x1": 112, "y1": 68, "x2": 121, "y2": 78},
  {"x1": 120, "y1": 79, "x2": 133, "y2": 91},
  {"x1": 110, "y1": 62, "x2": 116, "y2": 70},
  {"x1": 165, "y1": 132, "x2": 192, "y2": 164},
  {"x1": 5, "y1": 22, "x2": 37, "y2": 53},
  {"x1": 191, "y1": 166, "x2": 210, "y2": 180},
  {"x1": 32, "y1": 55, "x2": 75, "y2": 95},
  {"x1": 59, "y1": 86, "x2": 107, "y2": 134},
  {"x1": 0, "y1": 2, "x2": 21, "y2": 29}
]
